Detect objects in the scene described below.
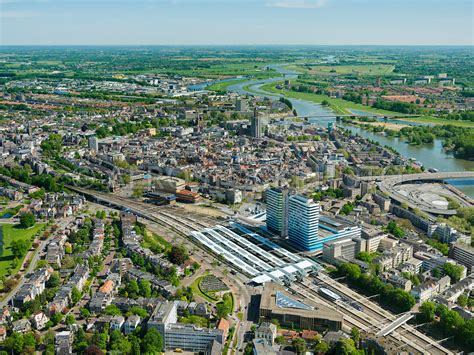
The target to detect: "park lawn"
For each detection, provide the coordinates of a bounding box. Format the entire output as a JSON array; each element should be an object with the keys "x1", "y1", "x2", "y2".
[
  {"x1": 396, "y1": 116, "x2": 474, "y2": 128},
  {"x1": 0, "y1": 223, "x2": 45, "y2": 278},
  {"x1": 207, "y1": 78, "x2": 248, "y2": 92},
  {"x1": 260, "y1": 82, "x2": 399, "y2": 116}
]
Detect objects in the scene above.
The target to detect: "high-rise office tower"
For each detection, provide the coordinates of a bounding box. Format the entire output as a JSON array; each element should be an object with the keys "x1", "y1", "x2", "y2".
[
  {"x1": 250, "y1": 108, "x2": 263, "y2": 139},
  {"x1": 88, "y1": 136, "x2": 99, "y2": 152},
  {"x1": 288, "y1": 195, "x2": 319, "y2": 251},
  {"x1": 266, "y1": 187, "x2": 289, "y2": 237}
]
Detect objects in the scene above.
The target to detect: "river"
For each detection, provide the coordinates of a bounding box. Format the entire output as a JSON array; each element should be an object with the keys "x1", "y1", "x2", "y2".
[{"x1": 191, "y1": 64, "x2": 474, "y2": 196}]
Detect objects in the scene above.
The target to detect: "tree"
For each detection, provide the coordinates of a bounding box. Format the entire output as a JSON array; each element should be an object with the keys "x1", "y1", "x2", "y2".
[
  {"x1": 138, "y1": 279, "x2": 152, "y2": 298},
  {"x1": 141, "y1": 328, "x2": 163, "y2": 353},
  {"x1": 168, "y1": 245, "x2": 189, "y2": 265},
  {"x1": 40, "y1": 134, "x2": 63, "y2": 155},
  {"x1": 80, "y1": 307, "x2": 91, "y2": 319},
  {"x1": 339, "y1": 263, "x2": 361, "y2": 281},
  {"x1": 386, "y1": 220, "x2": 405, "y2": 238},
  {"x1": 5, "y1": 332, "x2": 25, "y2": 354},
  {"x1": 419, "y1": 301, "x2": 436, "y2": 322},
  {"x1": 127, "y1": 306, "x2": 148, "y2": 319},
  {"x1": 10, "y1": 239, "x2": 29, "y2": 258},
  {"x1": 110, "y1": 329, "x2": 132, "y2": 353},
  {"x1": 84, "y1": 345, "x2": 105, "y2": 355},
  {"x1": 292, "y1": 338, "x2": 306, "y2": 354},
  {"x1": 71, "y1": 287, "x2": 82, "y2": 304},
  {"x1": 66, "y1": 314, "x2": 76, "y2": 325},
  {"x1": 104, "y1": 304, "x2": 122, "y2": 316},
  {"x1": 458, "y1": 294, "x2": 468, "y2": 307},
  {"x1": 46, "y1": 272, "x2": 61, "y2": 288},
  {"x1": 19, "y1": 212, "x2": 36, "y2": 228},
  {"x1": 314, "y1": 341, "x2": 329, "y2": 354},
  {"x1": 443, "y1": 263, "x2": 464, "y2": 283},
  {"x1": 350, "y1": 327, "x2": 360, "y2": 347},
  {"x1": 126, "y1": 279, "x2": 140, "y2": 298},
  {"x1": 335, "y1": 338, "x2": 361, "y2": 354},
  {"x1": 275, "y1": 335, "x2": 286, "y2": 345},
  {"x1": 132, "y1": 184, "x2": 145, "y2": 199}
]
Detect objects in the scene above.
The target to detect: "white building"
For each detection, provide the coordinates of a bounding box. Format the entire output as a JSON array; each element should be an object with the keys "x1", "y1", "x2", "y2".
[{"x1": 288, "y1": 195, "x2": 319, "y2": 251}]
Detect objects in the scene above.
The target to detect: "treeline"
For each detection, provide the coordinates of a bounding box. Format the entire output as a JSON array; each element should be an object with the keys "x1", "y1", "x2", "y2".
[
  {"x1": 419, "y1": 301, "x2": 474, "y2": 351},
  {"x1": 279, "y1": 97, "x2": 293, "y2": 110},
  {"x1": 398, "y1": 126, "x2": 435, "y2": 145},
  {"x1": 442, "y1": 110, "x2": 474, "y2": 122},
  {"x1": 342, "y1": 91, "x2": 363, "y2": 104},
  {"x1": 397, "y1": 125, "x2": 474, "y2": 159},
  {"x1": 0, "y1": 103, "x2": 30, "y2": 111},
  {"x1": 337, "y1": 263, "x2": 415, "y2": 313},
  {"x1": 373, "y1": 98, "x2": 421, "y2": 114}
]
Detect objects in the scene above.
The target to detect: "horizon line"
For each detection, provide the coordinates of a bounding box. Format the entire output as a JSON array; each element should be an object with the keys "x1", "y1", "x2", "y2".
[{"x1": 1, "y1": 43, "x2": 473, "y2": 47}]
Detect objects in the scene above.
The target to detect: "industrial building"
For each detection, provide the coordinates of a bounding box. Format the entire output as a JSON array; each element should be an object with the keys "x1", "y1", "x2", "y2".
[{"x1": 258, "y1": 283, "x2": 343, "y2": 331}]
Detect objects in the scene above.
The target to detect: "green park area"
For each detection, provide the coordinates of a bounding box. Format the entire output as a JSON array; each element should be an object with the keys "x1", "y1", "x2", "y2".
[
  {"x1": 207, "y1": 78, "x2": 248, "y2": 92},
  {"x1": 260, "y1": 82, "x2": 399, "y2": 116},
  {"x1": 0, "y1": 223, "x2": 45, "y2": 278}
]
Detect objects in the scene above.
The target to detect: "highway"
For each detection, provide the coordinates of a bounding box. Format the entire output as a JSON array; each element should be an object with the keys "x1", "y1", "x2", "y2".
[{"x1": 69, "y1": 187, "x2": 454, "y2": 354}]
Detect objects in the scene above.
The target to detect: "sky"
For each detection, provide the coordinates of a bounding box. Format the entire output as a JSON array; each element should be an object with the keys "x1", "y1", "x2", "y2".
[{"x1": 0, "y1": 0, "x2": 473, "y2": 45}]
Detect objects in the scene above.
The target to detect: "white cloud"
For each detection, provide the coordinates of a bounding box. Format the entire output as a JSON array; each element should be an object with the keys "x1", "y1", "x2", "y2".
[{"x1": 267, "y1": 0, "x2": 328, "y2": 8}]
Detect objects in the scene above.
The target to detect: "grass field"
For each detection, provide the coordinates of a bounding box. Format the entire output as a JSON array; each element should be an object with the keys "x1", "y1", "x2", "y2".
[
  {"x1": 260, "y1": 82, "x2": 399, "y2": 116},
  {"x1": 207, "y1": 78, "x2": 248, "y2": 92},
  {"x1": 285, "y1": 63, "x2": 395, "y2": 75},
  {"x1": 0, "y1": 223, "x2": 45, "y2": 278},
  {"x1": 396, "y1": 116, "x2": 474, "y2": 128}
]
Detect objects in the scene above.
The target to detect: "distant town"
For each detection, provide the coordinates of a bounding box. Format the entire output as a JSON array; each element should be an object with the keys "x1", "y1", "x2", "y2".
[{"x1": 0, "y1": 46, "x2": 472, "y2": 355}]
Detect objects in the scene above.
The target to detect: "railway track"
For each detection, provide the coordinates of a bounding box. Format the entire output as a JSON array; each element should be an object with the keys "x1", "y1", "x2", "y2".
[{"x1": 312, "y1": 275, "x2": 452, "y2": 355}]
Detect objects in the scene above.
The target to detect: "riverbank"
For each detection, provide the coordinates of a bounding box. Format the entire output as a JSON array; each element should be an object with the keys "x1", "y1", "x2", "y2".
[
  {"x1": 259, "y1": 82, "x2": 399, "y2": 116},
  {"x1": 207, "y1": 78, "x2": 248, "y2": 92},
  {"x1": 396, "y1": 116, "x2": 474, "y2": 128},
  {"x1": 345, "y1": 119, "x2": 409, "y2": 131}
]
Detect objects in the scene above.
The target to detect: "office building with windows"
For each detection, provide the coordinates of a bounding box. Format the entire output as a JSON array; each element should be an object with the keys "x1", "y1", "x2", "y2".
[
  {"x1": 266, "y1": 187, "x2": 289, "y2": 237},
  {"x1": 250, "y1": 109, "x2": 263, "y2": 138},
  {"x1": 288, "y1": 195, "x2": 319, "y2": 251}
]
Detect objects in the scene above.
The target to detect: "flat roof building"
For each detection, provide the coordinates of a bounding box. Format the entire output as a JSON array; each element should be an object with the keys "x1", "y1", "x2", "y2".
[{"x1": 258, "y1": 283, "x2": 343, "y2": 332}]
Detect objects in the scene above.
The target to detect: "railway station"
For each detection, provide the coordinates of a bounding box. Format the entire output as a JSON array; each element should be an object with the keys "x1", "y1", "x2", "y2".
[{"x1": 190, "y1": 223, "x2": 321, "y2": 285}]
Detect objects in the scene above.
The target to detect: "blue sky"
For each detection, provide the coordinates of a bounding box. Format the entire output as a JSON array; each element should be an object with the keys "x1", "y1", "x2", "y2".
[{"x1": 1, "y1": 0, "x2": 473, "y2": 45}]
